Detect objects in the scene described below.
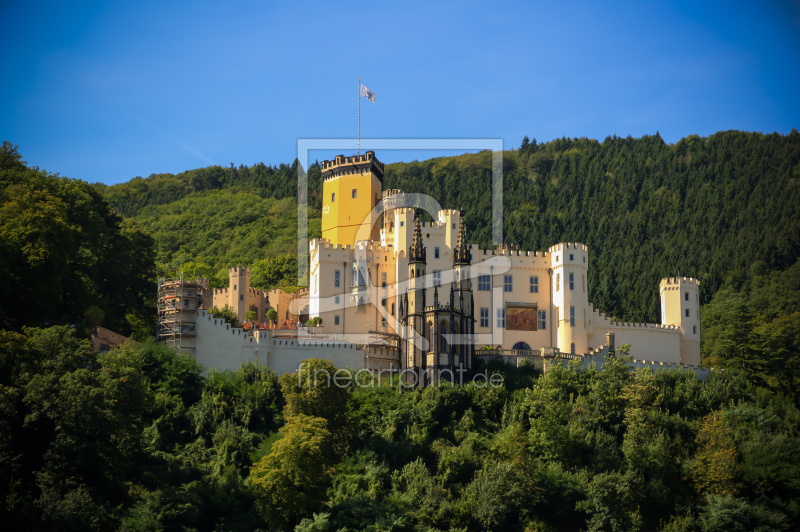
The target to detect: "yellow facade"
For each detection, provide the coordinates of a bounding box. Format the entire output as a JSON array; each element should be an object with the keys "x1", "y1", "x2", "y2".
[{"x1": 321, "y1": 152, "x2": 384, "y2": 246}]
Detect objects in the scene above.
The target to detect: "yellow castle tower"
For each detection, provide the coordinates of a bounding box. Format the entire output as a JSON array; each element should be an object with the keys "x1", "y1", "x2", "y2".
[{"x1": 321, "y1": 151, "x2": 384, "y2": 246}]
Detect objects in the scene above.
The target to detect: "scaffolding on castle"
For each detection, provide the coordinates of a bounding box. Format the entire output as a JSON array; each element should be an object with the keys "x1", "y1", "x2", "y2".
[{"x1": 157, "y1": 273, "x2": 209, "y2": 354}]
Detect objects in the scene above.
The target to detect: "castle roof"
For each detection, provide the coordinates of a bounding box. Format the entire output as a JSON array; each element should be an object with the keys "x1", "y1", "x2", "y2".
[
  {"x1": 408, "y1": 210, "x2": 427, "y2": 264},
  {"x1": 453, "y1": 213, "x2": 471, "y2": 265}
]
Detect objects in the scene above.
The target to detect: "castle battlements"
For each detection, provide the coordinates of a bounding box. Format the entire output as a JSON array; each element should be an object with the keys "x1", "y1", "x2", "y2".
[
  {"x1": 548, "y1": 242, "x2": 589, "y2": 252},
  {"x1": 660, "y1": 276, "x2": 701, "y2": 286},
  {"x1": 320, "y1": 150, "x2": 385, "y2": 181}
]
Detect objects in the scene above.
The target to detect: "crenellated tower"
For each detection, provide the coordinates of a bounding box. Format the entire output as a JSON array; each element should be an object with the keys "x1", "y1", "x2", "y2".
[
  {"x1": 660, "y1": 277, "x2": 701, "y2": 366},
  {"x1": 550, "y1": 243, "x2": 590, "y2": 354},
  {"x1": 321, "y1": 151, "x2": 384, "y2": 247}
]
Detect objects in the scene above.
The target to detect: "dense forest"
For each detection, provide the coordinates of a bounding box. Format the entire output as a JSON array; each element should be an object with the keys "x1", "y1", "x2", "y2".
[
  {"x1": 2, "y1": 133, "x2": 800, "y2": 531},
  {"x1": 2, "y1": 328, "x2": 799, "y2": 532},
  {"x1": 100, "y1": 130, "x2": 800, "y2": 325}
]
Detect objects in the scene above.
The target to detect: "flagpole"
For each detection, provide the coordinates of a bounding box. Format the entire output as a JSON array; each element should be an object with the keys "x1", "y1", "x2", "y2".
[{"x1": 358, "y1": 76, "x2": 361, "y2": 155}]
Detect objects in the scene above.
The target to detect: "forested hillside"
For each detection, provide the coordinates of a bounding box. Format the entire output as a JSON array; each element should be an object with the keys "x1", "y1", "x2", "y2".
[{"x1": 102, "y1": 129, "x2": 800, "y2": 325}]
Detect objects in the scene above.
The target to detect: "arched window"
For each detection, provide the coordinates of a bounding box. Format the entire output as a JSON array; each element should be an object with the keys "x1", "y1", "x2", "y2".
[
  {"x1": 411, "y1": 268, "x2": 415, "y2": 278},
  {"x1": 571, "y1": 343, "x2": 576, "y2": 354},
  {"x1": 512, "y1": 342, "x2": 531, "y2": 351},
  {"x1": 440, "y1": 324, "x2": 448, "y2": 351}
]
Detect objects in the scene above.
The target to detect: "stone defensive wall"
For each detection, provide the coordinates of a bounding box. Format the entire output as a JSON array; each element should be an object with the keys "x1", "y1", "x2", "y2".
[
  {"x1": 574, "y1": 344, "x2": 711, "y2": 381},
  {"x1": 193, "y1": 310, "x2": 365, "y2": 375}
]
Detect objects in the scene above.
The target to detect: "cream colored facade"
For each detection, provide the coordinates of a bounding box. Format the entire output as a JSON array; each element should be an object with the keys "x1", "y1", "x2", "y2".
[{"x1": 306, "y1": 153, "x2": 704, "y2": 369}]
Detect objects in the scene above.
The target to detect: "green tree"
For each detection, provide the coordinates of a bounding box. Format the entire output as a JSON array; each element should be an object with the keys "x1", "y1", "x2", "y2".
[
  {"x1": 250, "y1": 415, "x2": 336, "y2": 529},
  {"x1": 209, "y1": 305, "x2": 240, "y2": 328}
]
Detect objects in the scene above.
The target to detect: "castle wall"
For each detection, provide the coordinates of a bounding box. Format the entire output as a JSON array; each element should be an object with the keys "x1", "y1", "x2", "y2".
[{"x1": 193, "y1": 310, "x2": 364, "y2": 375}]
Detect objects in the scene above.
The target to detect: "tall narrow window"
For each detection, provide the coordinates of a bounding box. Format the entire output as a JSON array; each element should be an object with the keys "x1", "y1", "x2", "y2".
[
  {"x1": 352, "y1": 189, "x2": 357, "y2": 198},
  {"x1": 685, "y1": 308, "x2": 690, "y2": 318},
  {"x1": 570, "y1": 254, "x2": 574, "y2": 261},
  {"x1": 331, "y1": 193, "x2": 335, "y2": 202},
  {"x1": 584, "y1": 308, "x2": 586, "y2": 328},
  {"x1": 582, "y1": 274, "x2": 585, "y2": 292},
  {"x1": 391, "y1": 303, "x2": 395, "y2": 316},
  {"x1": 556, "y1": 274, "x2": 560, "y2": 291},
  {"x1": 538, "y1": 310, "x2": 546, "y2": 330},
  {"x1": 433, "y1": 270, "x2": 442, "y2": 287},
  {"x1": 382, "y1": 272, "x2": 387, "y2": 288},
  {"x1": 504, "y1": 275, "x2": 513, "y2": 292},
  {"x1": 570, "y1": 307, "x2": 575, "y2": 327},
  {"x1": 480, "y1": 308, "x2": 489, "y2": 327},
  {"x1": 352, "y1": 267, "x2": 358, "y2": 286},
  {"x1": 335, "y1": 295, "x2": 340, "y2": 305},
  {"x1": 497, "y1": 309, "x2": 506, "y2": 328},
  {"x1": 685, "y1": 292, "x2": 689, "y2": 301},
  {"x1": 571, "y1": 343, "x2": 576, "y2": 354},
  {"x1": 334, "y1": 270, "x2": 340, "y2": 288},
  {"x1": 569, "y1": 273, "x2": 574, "y2": 290},
  {"x1": 334, "y1": 315, "x2": 340, "y2": 325},
  {"x1": 530, "y1": 276, "x2": 538, "y2": 293},
  {"x1": 434, "y1": 247, "x2": 440, "y2": 259},
  {"x1": 440, "y1": 325, "x2": 448, "y2": 351}
]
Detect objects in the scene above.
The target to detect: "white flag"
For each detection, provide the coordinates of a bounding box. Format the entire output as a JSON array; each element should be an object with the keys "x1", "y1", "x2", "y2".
[{"x1": 359, "y1": 83, "x2": 377, "y2": 103}]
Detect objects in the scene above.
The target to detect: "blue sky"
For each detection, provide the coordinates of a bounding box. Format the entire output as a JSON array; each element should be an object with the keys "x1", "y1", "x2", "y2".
[{"x1": 1, "y1": 0, "x2": 799, "y2": 185}]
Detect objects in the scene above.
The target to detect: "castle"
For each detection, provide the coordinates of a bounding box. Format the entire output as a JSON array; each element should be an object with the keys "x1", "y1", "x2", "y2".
[
  {"x1": 306, "y1": 151, "x2": 702, "y2": 372},
  {"x1": 158, "y1": 151, "x2": 704, "y2": 382}
]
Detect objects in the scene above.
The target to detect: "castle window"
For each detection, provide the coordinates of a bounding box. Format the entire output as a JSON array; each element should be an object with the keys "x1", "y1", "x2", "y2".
[
  {"x1": 185, "y1": 299, "x2": 190, "y2": 307},
  {"x1": 504, "y1": 275, "x2": 513, "y2": 292},
  {"x1": 392, "y1": 303, "x2": 395, "y2": 316},
  {"x1": 234, "y1": 285, "x2": 237, "y2": 290},
  {"x1": 440, "y1": 325, "x2": 448, "y2": 351},
  {"x1": 331, "y1": 193, "x2": 335, "y2": 202},
  {"x1": 570, "y1": 306, "x2": 575, "y2": 327},
  {"x1": 570, "y1": 254, "x2": 574, "y2": 261},
  {"x1": 478, "y1": 275, "x2": 491, "y2": 291},
  {"x1": 480, "y1": 308, "x2": 489, "y2": 327},
  {"x1": 497, "y1": 309, "x2": 506, "y2": 328},
  {"x1": 335, "y1": 270, "x2": 340, "y2": 287},
  {"x1": 571, "y1": 343, "x2": 576, "y2": 354},
  {"x1": 352, "y1": 267, "x2": 358, "y2": 286},
  {"x1": 569, "y1": 273, "x2": 574, "y2": 290},
  {"x1": 452, "y1": 223, "x2": 456, "y2": 229},
  {"x1": 334, "y1": 315, "x2": 340, "y2": 325},
  {"x1": 685, "y1": 292, "x2": 689, "y2": 301},
  {"x1": 433, "y1": 270, "x2": 441, "y2": 287},
  {"x1": 583, "y1": 256, "x2": 586, "y2": 263},
  {"x1": 382, "y1": 272, "x2": 387, "y2": 288},
  {"x1": 530, "y1": 276, "x2": 538, "y2": 293},
  {"x1": 538, "y1": 310, "x2": 546, "y2": 330},
  {"x1": 400, "y1": 221, "x2": 404, "y2": 227},
  {"x1": 382, "y1": 298, "x2": 387, "y2": 307},
  {"x1": 335, "y1": 295, "x2": 340, "y2": 304},
  {"x1": 434, "y1": 247, "x2": 440, "y2": 259},
  {"x1": 693, "y1": 325, "x2": 697, "y2": 334},
  {"x1": 685, "y1": 308, "x2": 690, "y2": 317},
  {"x1": 352, "y1": 189, "x2": 357, "y2": 198},
  {"x1": 556, "y1": 274, "x2": 560, "y2": 291},
  {"x1": 240, "y1": 295, "x2": 244, "y2": 301},
  {"x1": 382, "y1": 318, "x2": 387, "y2": 327},
  {"x1": 584, "y1": 308, "x2": 586, "y2": 328}
]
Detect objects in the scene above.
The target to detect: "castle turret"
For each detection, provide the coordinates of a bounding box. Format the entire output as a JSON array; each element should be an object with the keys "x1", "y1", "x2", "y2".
[
  {"x1": 660, "y1": 277, "x2": 701, "y2": 366},
  {"x1": 321, "y1": 151, "x2": 384, "y2": 247},
  {"x1": 405, "y1": 211, "x2": 428, "y2": 382},
  {"x1": 549, "y1": 243, "x2": 590, "y2": 355},
  {"x1": 228, "y1": 267, "x2": 250, "y2": 322},
  {"x1": 453, "y1": 214, "x2": 473, "y2": 373}
]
